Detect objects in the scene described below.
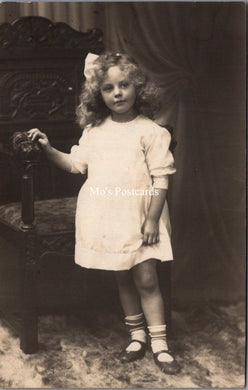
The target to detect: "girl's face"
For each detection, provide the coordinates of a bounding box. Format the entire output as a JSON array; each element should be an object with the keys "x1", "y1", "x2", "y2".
[{"x1": 100, "y1": 66, "x2": 137, "y2": 122}]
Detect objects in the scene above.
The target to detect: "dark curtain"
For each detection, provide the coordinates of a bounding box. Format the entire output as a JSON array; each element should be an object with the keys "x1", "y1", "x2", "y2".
[{"x1": 105, "y1": 2, "x2": 246, "y2": 301}]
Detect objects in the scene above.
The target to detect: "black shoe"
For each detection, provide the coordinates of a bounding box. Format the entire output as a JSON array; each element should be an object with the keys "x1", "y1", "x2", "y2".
[
  {"x1": 153, "y1": 350, "x2": 181, "y2": 375},
  {"x1": 118, "y1": 340, "x2": 147, "y2": 363}
]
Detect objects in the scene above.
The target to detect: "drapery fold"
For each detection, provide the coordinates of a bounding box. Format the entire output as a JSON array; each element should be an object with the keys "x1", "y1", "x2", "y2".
[{"x1": 104, "y1": 3, "x2": 200, "y2": 136}]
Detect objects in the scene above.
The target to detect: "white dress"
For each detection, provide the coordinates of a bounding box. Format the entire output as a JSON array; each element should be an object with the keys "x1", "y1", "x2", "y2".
[{"x1": 69, "y1": 115, "x2": 176, "y2": 271}]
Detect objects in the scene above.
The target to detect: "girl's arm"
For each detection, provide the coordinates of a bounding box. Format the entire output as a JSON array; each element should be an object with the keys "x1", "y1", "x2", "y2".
[
  {"x1": 45, "y1": 146, "x2": 73, "y2": 172},
  {"x1": 27, "y1": 128, "x2": 73, "y2": 173},
  {"x1": 142, "y1": 188, "x2": 167, "y2": 245}
]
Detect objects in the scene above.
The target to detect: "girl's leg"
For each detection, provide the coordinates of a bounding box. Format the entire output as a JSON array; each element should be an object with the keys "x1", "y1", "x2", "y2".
[
  {"x1": 132, "y1": 259, "x2": 164, "y2": 325},
  {"x1": 115, "y1": 270, "x2": 147, "y2": 362},
  {"x1": 132, "y1": 259, "x2": 180, "y2": 374},
  {"x1": 115, "y1": 270, "x2": 142, "y2": 316}
]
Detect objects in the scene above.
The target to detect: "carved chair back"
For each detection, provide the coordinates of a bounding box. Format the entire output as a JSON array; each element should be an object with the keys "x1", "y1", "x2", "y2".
[{"x1": 0, "y1": 16, "x2": 104, "y2": 203}]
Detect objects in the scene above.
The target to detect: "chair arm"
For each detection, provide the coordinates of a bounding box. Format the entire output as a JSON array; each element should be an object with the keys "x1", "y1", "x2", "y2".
[{"x1": 12, "y1": 131, "x2": 42, "y2": 230}]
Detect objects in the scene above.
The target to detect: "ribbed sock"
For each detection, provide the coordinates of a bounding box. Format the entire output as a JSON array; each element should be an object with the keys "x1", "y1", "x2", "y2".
[
  {"x1": 125, "y1": 313, "x2": 147, "y2": 351},
  {"x1": 148, "y1": 324, "x2": 174, "y2": 362}
]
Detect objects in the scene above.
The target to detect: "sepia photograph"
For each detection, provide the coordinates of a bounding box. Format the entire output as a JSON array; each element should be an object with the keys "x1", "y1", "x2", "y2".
[{"x1": 0, "y1": 1, "x2": 246, "y2": 388}]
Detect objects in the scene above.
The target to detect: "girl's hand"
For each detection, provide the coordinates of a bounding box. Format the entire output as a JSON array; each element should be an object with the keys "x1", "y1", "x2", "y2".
[
  {"x1": 27, "y1": 128, "x2": 51, "y2": 151},
  {"x1": 27, "y1": 129, "x2": 72, "y2": 172},
  {"x1": 141, "y1": 217, "x2": 159, "y2": 245}
]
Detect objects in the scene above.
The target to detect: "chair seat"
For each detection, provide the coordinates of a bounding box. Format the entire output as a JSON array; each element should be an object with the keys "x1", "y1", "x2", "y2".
[{"x1": 0, "y1": 197, "x2": 77, "y2": 234}]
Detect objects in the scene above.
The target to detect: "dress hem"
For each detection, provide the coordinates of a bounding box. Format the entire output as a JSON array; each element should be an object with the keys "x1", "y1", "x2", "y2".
[{"x1": 74, "y1": 243, "x2": 174, "y2": 271}]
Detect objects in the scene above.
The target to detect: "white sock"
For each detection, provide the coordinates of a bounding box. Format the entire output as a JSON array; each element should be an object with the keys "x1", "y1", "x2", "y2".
[
  {"x1": 148, "y1": 325, "x2": 174, "y2": 363},
  {"x1": 125, "y1": 313, "x2": 147, "y2": 351},
  {"x1": 131, "y1": 329, "x2": 147, "y2": 343}
]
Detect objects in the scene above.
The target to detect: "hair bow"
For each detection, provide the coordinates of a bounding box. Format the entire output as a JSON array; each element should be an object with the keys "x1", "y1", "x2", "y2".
[{"x1": 84, "y1": 53, "x2": 99, "y2": 80}]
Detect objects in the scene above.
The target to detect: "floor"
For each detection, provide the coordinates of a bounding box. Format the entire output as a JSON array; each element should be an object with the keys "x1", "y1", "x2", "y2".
[{"x1": 0, "y1": 300, "x2": 245, "y2": 388}]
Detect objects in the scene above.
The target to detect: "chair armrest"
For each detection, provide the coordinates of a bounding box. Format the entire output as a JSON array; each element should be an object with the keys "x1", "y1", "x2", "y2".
[{"x1": 12, "y1": 131, "x2": 42, "y2": 230}]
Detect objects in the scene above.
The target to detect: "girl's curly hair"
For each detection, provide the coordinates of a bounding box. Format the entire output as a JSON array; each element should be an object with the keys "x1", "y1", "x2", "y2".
[{"x1": 76, "y1": 51, "x2": 161, "y2": 128}]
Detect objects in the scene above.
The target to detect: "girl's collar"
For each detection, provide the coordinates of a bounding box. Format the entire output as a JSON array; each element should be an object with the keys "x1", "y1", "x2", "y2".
[{"x1": 107, "y1": 114, "x2": 141, "y2": 124}]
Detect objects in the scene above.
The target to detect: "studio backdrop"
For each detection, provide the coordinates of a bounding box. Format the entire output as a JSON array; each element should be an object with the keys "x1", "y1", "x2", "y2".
[{"x1": 0, "y1": 2, "x2": 246, "y2": 302}]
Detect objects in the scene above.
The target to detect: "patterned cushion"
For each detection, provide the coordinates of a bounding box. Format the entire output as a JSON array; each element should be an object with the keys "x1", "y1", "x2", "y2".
[{"x1": 0, "y1": 197, "x2": 77, "y2": 234}]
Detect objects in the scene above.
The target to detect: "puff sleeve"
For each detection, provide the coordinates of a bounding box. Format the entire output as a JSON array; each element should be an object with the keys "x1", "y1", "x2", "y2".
[
  {"x1": 69, "y1": 128, "x2": 89, "y2": 174},
  {"x1": 142, "y1": 126, "x2": 176, "y2": 189}
]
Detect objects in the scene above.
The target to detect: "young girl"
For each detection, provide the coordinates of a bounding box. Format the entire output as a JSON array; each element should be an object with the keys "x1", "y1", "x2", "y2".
[{"x1": 28, "y1": 52, "x2": 180, "y2": 375}]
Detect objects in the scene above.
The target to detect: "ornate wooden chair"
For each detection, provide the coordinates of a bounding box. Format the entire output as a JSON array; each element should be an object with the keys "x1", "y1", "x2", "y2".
[
  {"x1": 0, "y1": 16, "x2": 104, "y2": 353},
  {"x1": 0, "y1": 16, "x2": 173, "y2": 354}
]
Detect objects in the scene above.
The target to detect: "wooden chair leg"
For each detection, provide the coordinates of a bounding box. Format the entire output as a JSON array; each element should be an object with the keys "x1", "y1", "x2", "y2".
[
  {"x1": 20, "y1": 307, "x2": 38, "y2": 354},
  {"x1": 20, "y1": 230, "x2": 39, "y2": 354}
]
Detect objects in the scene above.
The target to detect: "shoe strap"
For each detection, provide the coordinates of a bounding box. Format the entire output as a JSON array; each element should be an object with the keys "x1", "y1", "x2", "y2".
[
  {"x1": 153, "y1": 349, "x2": 172, "y2": 356},
  {"x1": 130, "y1": 339, "x2": 146, "y2": 345}
]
